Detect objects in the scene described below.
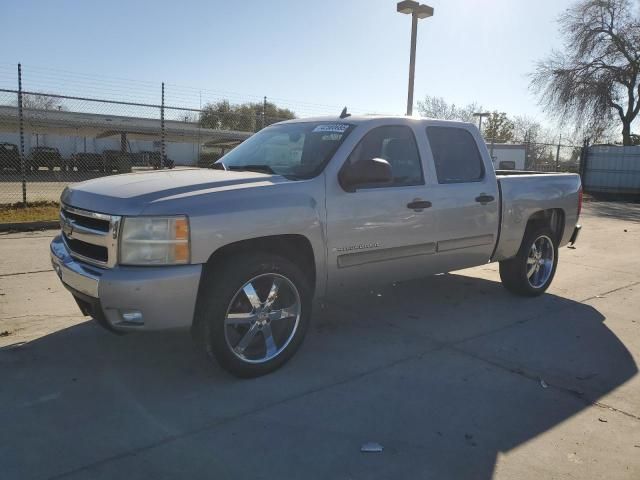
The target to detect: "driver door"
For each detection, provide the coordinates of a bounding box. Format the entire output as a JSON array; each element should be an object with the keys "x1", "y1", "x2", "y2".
[{"x1": 325, "y1": 124, "x2": 438, "y2": 293}]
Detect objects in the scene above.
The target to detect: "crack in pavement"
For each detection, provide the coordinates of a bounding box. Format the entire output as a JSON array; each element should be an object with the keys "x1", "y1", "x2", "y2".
[
  {"x1": 560, "y1": 259, "x2": 638, "y2": 277},
  {"x1": 0, "y1": 235, "x2": 56, "y2": 240},
  {"x1": 447, "y1": 343, "x2": 640, "y2": 422},
  {"x1": 0, "y1": 269, "x2": 53, "y2": 277},
  {"x1": 1, "y1": 313, "x2": 85, "y2": 321}
]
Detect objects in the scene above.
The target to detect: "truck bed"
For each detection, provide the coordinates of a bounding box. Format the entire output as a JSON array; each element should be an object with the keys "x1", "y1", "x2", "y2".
[{"x1": 492, "y1": 172, "x2": 581, "y2": 262}]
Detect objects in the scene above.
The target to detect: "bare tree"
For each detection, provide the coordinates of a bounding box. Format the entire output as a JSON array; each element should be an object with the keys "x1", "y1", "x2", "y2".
[
  {"x1": 512, "y1": 116, "x2": 544, "y2": 143},
  {"x1": 178, "y1": 112, "x2": 198, "y2": 123},
  {"x1": 417, "y1": 95, "x2": 482, "y2": 123},
  {"x1": 20, "y1": 94, "x2": 64, "y2": 111},
  {"x1": 531, "y1": 0, "x2": 640, "y2": 145}
]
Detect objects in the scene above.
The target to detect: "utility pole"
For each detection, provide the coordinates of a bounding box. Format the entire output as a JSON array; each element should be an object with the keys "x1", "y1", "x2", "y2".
[
  {"x1": 397, "y1": 1, "x2": 434, "y2": 116},
  {"x1": 406, "y1": 12, "x2": 418, "y2": 116}
]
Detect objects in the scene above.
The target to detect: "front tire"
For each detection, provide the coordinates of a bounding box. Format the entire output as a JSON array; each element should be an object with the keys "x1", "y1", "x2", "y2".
[
  {"x1": 193, "y1": 253, "x2": 312, "y2": 378},
  {"x1": 499, "y1": 226, "x2": 558, "y2": 296}
]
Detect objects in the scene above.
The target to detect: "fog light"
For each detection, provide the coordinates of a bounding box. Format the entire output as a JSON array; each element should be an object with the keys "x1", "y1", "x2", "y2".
[{"x1": 121, "y1": 311, "x2": 143, "y2": 325}]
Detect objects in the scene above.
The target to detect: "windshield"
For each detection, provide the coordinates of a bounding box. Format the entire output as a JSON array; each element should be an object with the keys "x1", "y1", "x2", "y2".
[{"x1": 216, "y1": 122, "x2": 354, "y2": 179}]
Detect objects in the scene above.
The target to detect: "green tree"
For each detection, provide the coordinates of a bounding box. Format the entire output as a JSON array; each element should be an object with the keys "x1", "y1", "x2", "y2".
[
  {"x1": 200, "y1": 100, "x2": 295, "y2": 132},
  {"x1": 483, "y1": 112, "x2": 514, "y2": 142}
]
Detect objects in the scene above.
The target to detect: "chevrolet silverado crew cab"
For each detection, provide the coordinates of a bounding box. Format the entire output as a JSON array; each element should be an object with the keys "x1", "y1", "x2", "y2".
[{"x1": 51, "y1": 115, "x2": 582, "y2": 377}]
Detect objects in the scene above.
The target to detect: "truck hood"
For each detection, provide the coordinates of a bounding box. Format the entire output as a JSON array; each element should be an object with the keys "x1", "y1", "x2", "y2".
[{"x1": 61, "y1": 168, "x2": 288, "y2": 215}]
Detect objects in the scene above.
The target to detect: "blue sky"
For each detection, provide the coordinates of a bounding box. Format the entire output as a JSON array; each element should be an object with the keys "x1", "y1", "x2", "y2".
[{"x1": 1, "y1": 0, "x2": 575, "y2": 121}]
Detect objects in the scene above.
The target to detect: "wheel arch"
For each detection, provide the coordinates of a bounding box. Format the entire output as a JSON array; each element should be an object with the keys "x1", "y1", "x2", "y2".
[
  {"x1": 524, "y1": 208, "x2": 565, "y2": 244},
  {"x1": 202, "y1": 234, "x2": 317, "y2": 291}
]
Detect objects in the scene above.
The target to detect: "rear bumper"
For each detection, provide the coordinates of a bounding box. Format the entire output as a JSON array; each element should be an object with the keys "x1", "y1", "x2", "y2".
[
  {"x1": 569, "y1": 224, "x2": 581, "y2": 245},
  {"x1": 50, "y1": 235, "x2": 202, "y2": 331}
]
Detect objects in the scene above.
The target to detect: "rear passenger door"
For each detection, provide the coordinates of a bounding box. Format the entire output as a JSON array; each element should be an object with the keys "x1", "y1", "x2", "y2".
[{"x1": 423, "y1": 125, "x2": 500, "y2": 270}]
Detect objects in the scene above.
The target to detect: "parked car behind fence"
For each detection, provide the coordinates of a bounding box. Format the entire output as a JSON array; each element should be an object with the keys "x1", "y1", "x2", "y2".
[
  {"x1": 29, "y1": 146, "x2": 66, "y2": 172},
  {"x1": 103, "y1": 150, "x2": 133, "y2": 173},
  {"x1": 140, "y1": 151, "x2": 174, "y2": 169},
  {"x1": 0, "y1": 142, "x2": 21, "y2": 172},
  {"x1": 72, "y1": 153, "x2": 105, "y2": 172}
]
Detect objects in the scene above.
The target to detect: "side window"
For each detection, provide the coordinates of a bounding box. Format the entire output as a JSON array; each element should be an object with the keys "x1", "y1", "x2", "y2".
[
  {"x1": 347, "y1": 125, "x2": 423, "y2": 187},
  {"x1": 426, "y1": 126, "x2": 485, "y2": 183}
]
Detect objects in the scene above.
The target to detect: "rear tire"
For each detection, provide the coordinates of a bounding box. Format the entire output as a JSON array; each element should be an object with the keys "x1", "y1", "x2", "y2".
[
  {"x1": 193, "y1": 252, "x2": 312, "y2": 378},
  {"x1": 499, "y1": 226, "x2": 558, "y2": 297}
]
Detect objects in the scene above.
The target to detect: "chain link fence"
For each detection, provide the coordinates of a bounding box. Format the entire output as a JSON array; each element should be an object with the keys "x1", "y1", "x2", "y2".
[
  {"x1": 0, "y1": 64, "x2": 300, "y2": 207},
  {"x1": 483, "y1": 138, "x2": 583, "y2": 173}
]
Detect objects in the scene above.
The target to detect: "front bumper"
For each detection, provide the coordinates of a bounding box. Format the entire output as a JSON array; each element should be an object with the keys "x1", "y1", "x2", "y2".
[{"x1": 50, "y1": 235, "x2": 202, "y2": 331}]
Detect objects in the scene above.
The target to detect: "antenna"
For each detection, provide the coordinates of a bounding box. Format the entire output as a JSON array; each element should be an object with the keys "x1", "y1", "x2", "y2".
[{"x1": 340, "y1": 107, "x2": 351, "y2": 119}]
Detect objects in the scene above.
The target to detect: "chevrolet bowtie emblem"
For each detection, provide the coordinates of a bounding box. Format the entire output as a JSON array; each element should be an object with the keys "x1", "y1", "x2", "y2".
[{"x1": 62, "y1": 220, "x2": 74, "y2": 237}]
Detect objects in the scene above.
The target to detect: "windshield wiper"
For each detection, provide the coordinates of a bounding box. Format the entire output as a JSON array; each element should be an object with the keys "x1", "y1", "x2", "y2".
[{"x1": 227, "y1": 164, "x2": 276, "y2": 175}]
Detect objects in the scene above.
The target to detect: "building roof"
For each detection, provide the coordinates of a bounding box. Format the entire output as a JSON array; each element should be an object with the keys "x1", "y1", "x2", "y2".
[{"x1": 0, "y1": 106, "x2": 251, "y2": 146}]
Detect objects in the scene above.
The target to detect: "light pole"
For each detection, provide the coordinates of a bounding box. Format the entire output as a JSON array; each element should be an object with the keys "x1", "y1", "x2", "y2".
[
  {"x1": 473, "y1": 112, "x2": 490, "y2": 134},
  {"x1": 397, "y1": 1, "x2": 433, "y2": 116}
]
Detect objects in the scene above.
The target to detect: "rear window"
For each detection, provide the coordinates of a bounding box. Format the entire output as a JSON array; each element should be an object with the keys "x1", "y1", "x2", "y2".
[{"x1": 426, "y1": 126, "x2": 484, "y2": 183}]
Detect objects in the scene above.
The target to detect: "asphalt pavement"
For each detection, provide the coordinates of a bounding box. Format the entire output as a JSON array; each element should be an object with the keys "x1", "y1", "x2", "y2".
[{"x1": 1, "y1": 201, "x2": 639, "y2": 480}]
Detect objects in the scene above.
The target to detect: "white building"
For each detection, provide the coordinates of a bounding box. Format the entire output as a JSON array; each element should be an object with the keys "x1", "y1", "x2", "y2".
[
  {"x1": 0, "y1": 106, "x2": 251, "y2": 166},
  {"x1": 485, "y1": 143, "x2": 527, "y2": 170}
]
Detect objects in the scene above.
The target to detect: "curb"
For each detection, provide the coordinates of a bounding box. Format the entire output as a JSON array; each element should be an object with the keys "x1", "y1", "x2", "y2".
[{"x1": 0, "y1": 221, "x2": 59, "y2": 233}]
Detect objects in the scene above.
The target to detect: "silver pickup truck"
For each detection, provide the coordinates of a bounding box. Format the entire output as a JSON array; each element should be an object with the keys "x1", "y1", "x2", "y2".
[{"x1": 51, "y1": 115, "x2": 582, "y2": 377}]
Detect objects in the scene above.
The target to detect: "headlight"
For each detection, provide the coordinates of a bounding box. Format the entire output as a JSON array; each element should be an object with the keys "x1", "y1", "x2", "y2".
[{"x1": 119, "y1": 216, "x2": 190, "y2": 265}]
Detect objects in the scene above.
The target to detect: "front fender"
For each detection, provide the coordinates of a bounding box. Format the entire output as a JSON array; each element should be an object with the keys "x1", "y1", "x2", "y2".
[{"x1": 184, "y1": 179, "x2": 327, "y2": 295}]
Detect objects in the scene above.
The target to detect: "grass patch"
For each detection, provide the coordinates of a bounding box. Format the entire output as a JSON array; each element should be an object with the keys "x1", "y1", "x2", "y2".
[{"x1": 0, "y1": 201, "x2": 59, "y2": 223}]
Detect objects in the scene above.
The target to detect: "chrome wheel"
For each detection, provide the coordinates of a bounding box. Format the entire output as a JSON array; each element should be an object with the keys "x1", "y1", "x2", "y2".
[
  {"x1": 526, "y1": 235, "x2": 555, "y2": 288},
  {"x1": 224, "y1": 273, "x2": 301, "y2": 364}
]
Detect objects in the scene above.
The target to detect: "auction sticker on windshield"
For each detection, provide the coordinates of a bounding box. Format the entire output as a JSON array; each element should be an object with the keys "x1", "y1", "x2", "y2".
[{"x1": 312, "y1": 124, "x2": 350, "y2": 134}]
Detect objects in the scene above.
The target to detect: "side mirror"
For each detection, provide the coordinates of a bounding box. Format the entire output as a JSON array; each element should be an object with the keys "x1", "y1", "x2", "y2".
[{"x1": 339, "y1": 158, "x2": 393, "y2": 192}]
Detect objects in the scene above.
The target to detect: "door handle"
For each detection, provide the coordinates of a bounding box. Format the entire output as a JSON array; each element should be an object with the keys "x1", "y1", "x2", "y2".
[
  {"x1": 475, "y1": 194, "x2": 495, "y2": 204},
  {"x1": 407, "y1": 200, "x2": 432, "y2": 210}
]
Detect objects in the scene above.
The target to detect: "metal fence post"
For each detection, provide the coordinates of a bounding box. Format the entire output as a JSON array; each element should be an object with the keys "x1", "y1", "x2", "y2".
[
  {"x1": 555, "y1": 135, "x2": 561, "y2": 171},
  {"x1": 17, "y1": 63, "x2": 27, "y2": 205},
  {"x1": 262, "y1": 96, "x2": 266, "y2": 130},
  {"x1": 579, "y1": 138, "x2": 589, "y2": 180},
  {"x1": 161, "y1": 82, "x2": 165, "y2": 169}
]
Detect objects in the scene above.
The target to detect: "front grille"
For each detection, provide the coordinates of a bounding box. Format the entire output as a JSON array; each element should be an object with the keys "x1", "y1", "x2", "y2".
[
  {"x1": 60, "y1": 204, "x2": 120, "y2": 268},
  {"x1": 64, "y1": 236, "x2": 108, "y2": 263},
  {"x1": 62, "y1": 208, "x2": 110, "y2": 232}
]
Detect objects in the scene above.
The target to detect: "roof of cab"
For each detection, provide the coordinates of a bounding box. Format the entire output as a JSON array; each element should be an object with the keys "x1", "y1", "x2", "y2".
[{"x1": 275, "y1": 114, "x2": 474, "y2": 128}]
